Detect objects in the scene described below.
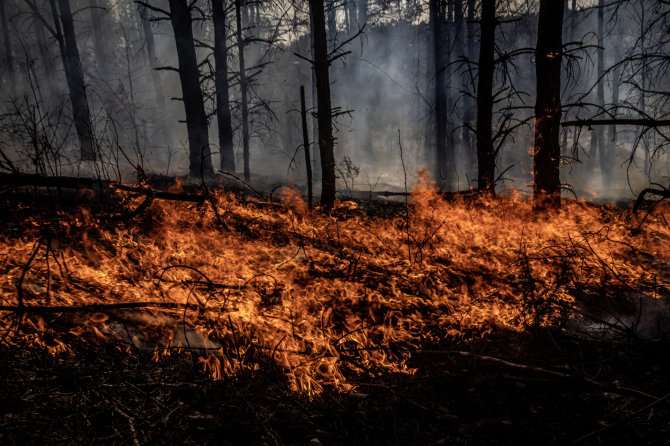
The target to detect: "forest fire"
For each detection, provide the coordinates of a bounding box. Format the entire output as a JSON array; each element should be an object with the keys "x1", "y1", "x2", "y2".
[{"x1": 2, "y1": 178, "x2": 668, "y2": 395}]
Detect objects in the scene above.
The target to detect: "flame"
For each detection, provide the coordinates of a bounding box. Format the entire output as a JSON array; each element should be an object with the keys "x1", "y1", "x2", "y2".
[{"x1": 1, "y1": 176, "x2": 669, "y2": 394}]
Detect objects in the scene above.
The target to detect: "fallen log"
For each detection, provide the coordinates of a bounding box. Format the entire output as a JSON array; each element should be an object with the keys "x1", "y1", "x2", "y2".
[
  {"x1": 0, "y1": 172, "x2": 206, "y2": 203},
  {"x1": 0, "y1": 172, "x2": 107, "y2": 189}
]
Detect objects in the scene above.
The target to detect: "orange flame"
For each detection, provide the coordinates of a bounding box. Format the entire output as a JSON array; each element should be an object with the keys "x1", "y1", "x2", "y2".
[{"x1": 1, "y1": 176, "x2": 668, "y2": 394}]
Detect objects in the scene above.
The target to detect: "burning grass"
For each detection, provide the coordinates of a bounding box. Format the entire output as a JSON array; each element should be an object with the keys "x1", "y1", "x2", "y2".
[{"x1": 1, "y1": 177, "x2": 670, "y2": 395}]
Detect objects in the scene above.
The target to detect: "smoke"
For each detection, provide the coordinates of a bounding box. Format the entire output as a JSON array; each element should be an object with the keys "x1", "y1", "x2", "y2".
[{"x1": 0, "y1": 0, "x2": 668, "y2": 202}]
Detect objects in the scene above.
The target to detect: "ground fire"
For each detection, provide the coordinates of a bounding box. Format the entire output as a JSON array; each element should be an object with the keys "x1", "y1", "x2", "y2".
[{"x1": 2, "y1": 176, "x2": 669, "y2": 396}]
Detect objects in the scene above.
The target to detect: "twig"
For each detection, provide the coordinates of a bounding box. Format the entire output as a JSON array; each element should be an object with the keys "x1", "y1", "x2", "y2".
[
  {"x1": 217, "y1": 170, "x2": 266, "y2": 198},
  {"x1": 114, "y1": 407, "x2": 141, "y2": 446}
]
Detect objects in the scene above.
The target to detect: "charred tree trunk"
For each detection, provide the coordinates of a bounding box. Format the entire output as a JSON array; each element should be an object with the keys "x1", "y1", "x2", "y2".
[
  {"x1": 533, "y1": 0, "x2": 564, "y2": 208},
  {"x1": 309, "y1": 15, "x2": 320, "y2": 181},
  {"x1": 308, "y1": 0, "x2": 336, "y2": 208},
  {"x1": 357, "y1": 0, "x2": 367, "y2": 27},
  {"x1": 34, "y1": 13, "x2": 54, "y2": 77},
  {"x1": 445, "y1": 0, "x2": 454, "y2": 181},
  {"x1": 55, "y1": 0, "x2": 95, "y2": 161},
  {"x1": 463, "y1": 0, "x2": 476, "y2": 172},
  {"x1": 212, "y1": 0, "x2": 235, "y2": 172},
  {"x1": 430, "y1": 0, "x2": 448, "y2": 185},
  {"x1": 168, "y1": 0, "x2": 213, "y2": 178},
  {"x1": 138, "y1": 4, "x2": 166, "y2": 109},
  {"x1": 453, "y1": 0, "x2": 465, "y2": 150},
  {"x1": 0, "y1": 0, "x2": 14, "y2": 84},
  {"x1": 235, "y1": 0, "x2": 250, "y2": 180},
  {"x1": 347, "y1": 0, "x2": 357, "y2": 34},
  {"x1": 605, "y1": 32, "x2": 622, "y2": 189},
  {"x1": 639, "y1": 4, "x2": 649, "y2": 177},
  {"x1": 326, "y1": 0, "x2": 336, "y2": 50},
  {"x1": 595, "y1": 0, "x2": 610, "y2": 187},
  {"x1": 88, "y1": 0, "x2": 112, "y2": 80},
  {"x1": 300, "y1": 85, "x2": 313, "y2": 208},
  {"x1": 476, "y1": 0, "x2": 496, "y2": 194},
  {"x1": 588, "y1": 0, "x2": 605, "y2": 173}
]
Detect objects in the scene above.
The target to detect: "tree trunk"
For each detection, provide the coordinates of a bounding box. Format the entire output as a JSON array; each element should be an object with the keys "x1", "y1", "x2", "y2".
[
  {"x1": 138, "y1": 4, "x2": 166, "y2": 109},
  {"x1": 55, "y1": 0, "x2": 96, "y2": 161},
  {"x1": 88, "y1": 0, "x2": 112, "y2": 80},
  {"x1": 167, "y1": 0, "x2": 213, "y2": 177},
  {"x1": 357, "y1": 0, "x2": 367, "y2": 27},
  {"x1": 453, "y1": 0, "x2": 464, "y2": 153},
  {"x1": 430, "y1": 0, "x2": 448, "y2": 185},
  {"x1": 533, "y1": 0, "x2": 564, "y2": 208},
  {"x1": 463, "y1": 0, "x2": 476, "y2": 172},
  {"x1": 594, "y1": 0, "x2": 608, "y2": 186},
  {"x1": 326, "y1": 0, "x2": 336, "y2": 49},
  {"x1": 639, "y1": 4, "x2": 649, "y2": 177},
  {"x1": 33, "y1": 12, "x2": 54, "y2": 77},
  {"x1": 476, "y1": 0, "x2": 496, "y2": 194},
  {"x1": 212, "y1": 0, "x2": 235, "y2": 172},
  {"x1": 588, "y1": 0, "x2": 605, "y2": 172},
  {"x1": 235, "y1": 0, "x2": 250, "y2": 180},
  {"x1": 308, "y1": 0, "x2": 336, "y2": 208},
  {"x1": 300, "y1": 85, "x2": 313, "y2": 208},
  {"x1": 0, "y1": 0, "x2": 14, "y2": 85},
  {"x1": 347, "y1": 0, "x2": 357, "y2": 34},
  {"x1": 605, "y1": 31, "x2": 622, "y2": 189}
]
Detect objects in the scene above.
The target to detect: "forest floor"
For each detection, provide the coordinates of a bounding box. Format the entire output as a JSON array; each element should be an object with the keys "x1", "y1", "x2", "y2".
[
  {"x1": 2, "y1": 331, "x2": 670, "y2": 445},
  {"x1": 1, "y1": 181, "x2": 670, "y2": 445}
]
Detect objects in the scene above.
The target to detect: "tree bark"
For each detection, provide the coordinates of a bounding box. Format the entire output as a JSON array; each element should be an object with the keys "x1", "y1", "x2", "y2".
[
  {"x1": 0, "y1": 0, "x2": 14, "y2": 84},
  {"x1": 138, "y1": 3, "x2": 166, "y2": 109},
  {"x1": 326, "y1": 0, "x2": 336, "y2": 50},
  {"x1": 347, "y1": 0, "x2": 357, "y2": 34},
  {"x1": 430, "y1": 0, "x2": 448, "y2": 185},
  {"x1": 463, "y1": 0, "x2": 476, "y2": 171},
  {"x1": 212, "y1": 0, "x2": 235, "y2": 172},
  {"x1": 235, "y1": 0, "x2": 251, "y2": 180},
  {"x1": 168, "y1": 0, "x2": 213, "y2": 178},
  {"x1": 308, "y1": 0, "x2": 336, "y2": 208},
  {"x1": 88, "y1": 0, "x2": 112, "y2": 80},
  {"x1": 56, "y1": 0, "x2": 96, "y2": 161},
  {"x1": 533, "y1": 0, "x2": 564, "y2": 208},
  {"x1": 300, "y1": 85, "x2": 313, "y2": 208},
  {"x1": 357, "y1": 0, "x2": 367, "y2": 28},
  {"x1": 476, "y1": 0, "x2": 496, "y2": 194},
  {"x1": 588, "y1": 0, "x2": 605, "y2": 174},
  {"x1": 33, "y1": 11, "x2": 55, "y2": 77},
  {"x1": 605, "y1": 31, "x2": 623, "y2": 189},
  {"x1": 309, "y1": 14, "x2": 320, "y2": 180}
]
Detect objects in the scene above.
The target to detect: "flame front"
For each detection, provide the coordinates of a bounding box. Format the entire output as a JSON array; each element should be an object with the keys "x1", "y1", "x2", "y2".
[{"x1": 2, "y1": 179, "x2": 668, "y2": 394}]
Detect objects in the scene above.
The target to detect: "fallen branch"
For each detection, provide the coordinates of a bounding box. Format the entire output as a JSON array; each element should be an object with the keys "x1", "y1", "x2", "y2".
[
  {"x1": 632, "y1": 187, "x2": 670, "y2": 214},
  {"x1": 111, "y1": 184, "x2": 206, "y2": 203}
]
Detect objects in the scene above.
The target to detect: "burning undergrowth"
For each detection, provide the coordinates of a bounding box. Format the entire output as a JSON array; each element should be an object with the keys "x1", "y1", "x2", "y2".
[{"x1": 1, "y1": 177, "x2": 669, "y2": 395}]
